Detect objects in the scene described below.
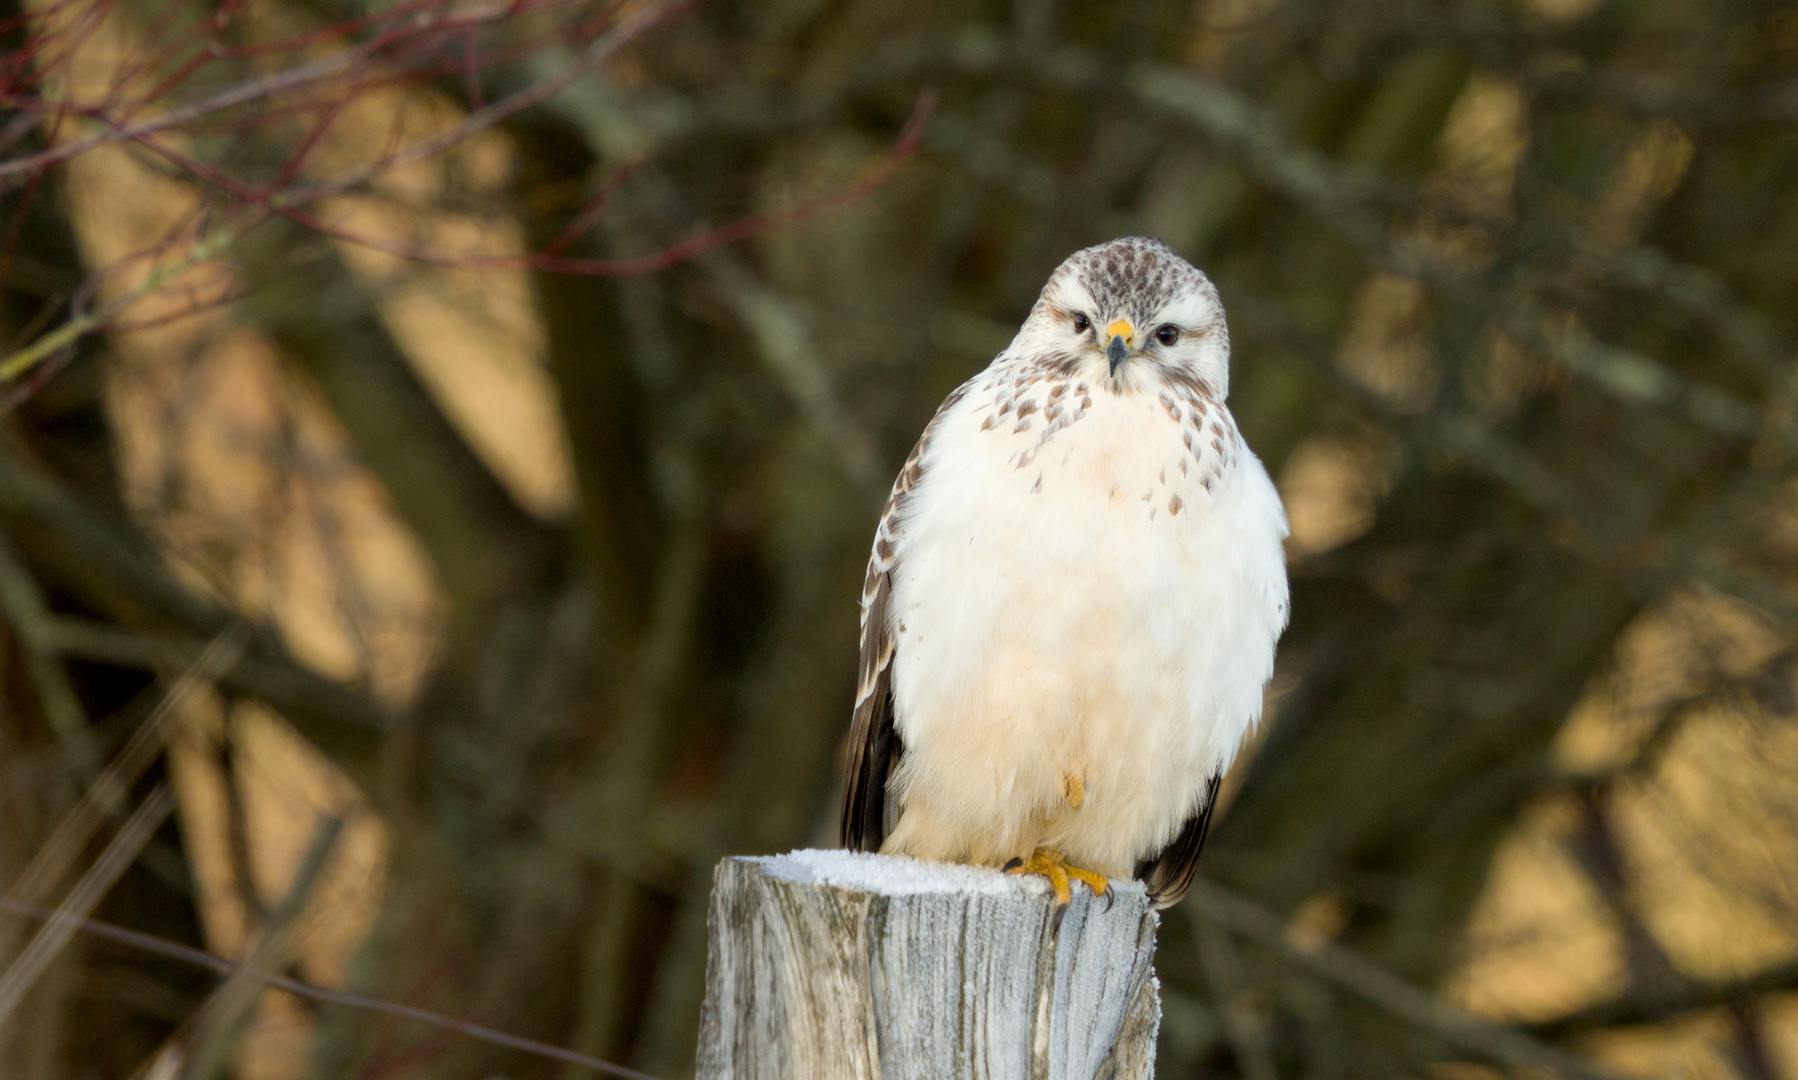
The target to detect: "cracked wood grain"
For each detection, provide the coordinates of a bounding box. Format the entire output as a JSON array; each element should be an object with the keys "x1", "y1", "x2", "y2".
[{"x1": 697, "y1": 852, "x2": 1160, "y2": 1080}]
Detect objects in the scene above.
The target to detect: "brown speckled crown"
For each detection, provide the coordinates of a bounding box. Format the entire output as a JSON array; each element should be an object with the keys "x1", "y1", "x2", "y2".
[{"x1": 1046, "y1": 236, "x2": 1216, "y2": 326}]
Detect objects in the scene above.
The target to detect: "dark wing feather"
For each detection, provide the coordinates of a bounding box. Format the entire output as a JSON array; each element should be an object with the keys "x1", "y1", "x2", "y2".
[
  {"x1": 840, "y1": 379, "x2": 974, "y2": 851},
  {"x1": 841, "y1": 565, "x2": 901, "y2": 850},
  {"x1": 1136, "y1": 773, "x2": 1223, "y2": 908}
]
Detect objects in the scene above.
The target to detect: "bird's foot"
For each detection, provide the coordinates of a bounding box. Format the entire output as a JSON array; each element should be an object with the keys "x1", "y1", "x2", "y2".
[{"x1": 1005, "y1": 849, "x2": 1110, "y2": 907}]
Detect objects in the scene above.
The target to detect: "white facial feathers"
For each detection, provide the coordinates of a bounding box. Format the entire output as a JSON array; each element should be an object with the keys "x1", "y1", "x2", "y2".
[{"x1": 1012, "y1": 236, "x2": 1233, "y2": 399}]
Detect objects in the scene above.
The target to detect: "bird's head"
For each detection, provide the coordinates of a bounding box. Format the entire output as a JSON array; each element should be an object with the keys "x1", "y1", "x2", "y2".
[{"x1": 1017, "y1": 236, "x2": 1231, "y2": 399}]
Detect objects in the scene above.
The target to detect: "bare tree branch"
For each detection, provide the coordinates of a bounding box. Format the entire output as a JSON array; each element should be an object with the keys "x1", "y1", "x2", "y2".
[
  {"x1": 235, "y1": 217, "x2": 558, "y2": 626},
  {"x1": 0, "y1": 785, "x2": 175, "y2": 1025},
  {"x1": 1525, "y1": 958, "x2": 1798, "y2": 1040},
  {"x1": 1187, "y1": 878, "x2": 1646, "y2": 1080},
  {"x1": 0, "y1": 438, "x2": 388, "y2": 774}
]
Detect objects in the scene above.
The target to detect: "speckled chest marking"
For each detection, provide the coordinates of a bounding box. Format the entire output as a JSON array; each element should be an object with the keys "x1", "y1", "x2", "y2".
[{"x1": 968, "y1": 358, "x2": 1242, "y2": 517}]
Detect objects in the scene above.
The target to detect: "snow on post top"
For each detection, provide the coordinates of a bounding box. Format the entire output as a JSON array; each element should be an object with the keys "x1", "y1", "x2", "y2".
[{"x1": 755, "y1": 849, "x2": 1148, "y2": 900}]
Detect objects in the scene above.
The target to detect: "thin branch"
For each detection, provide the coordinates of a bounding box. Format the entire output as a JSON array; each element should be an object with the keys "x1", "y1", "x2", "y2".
[
  {"x1": 1, "y1": 628, "x2": 242, "y2": 910},
  {"x1": 0, "y1": 525, "x2": 100, "y2": 780},
  {"x1": 0, "y1": 898, "x2": 665, "y2": 1080},
  {"x1": 917, "y1": 30, "x2": 1779, "y2": 452},
  {"x1": 1190, "y1": 905, "x2": 1280, "y2": 1080},
  {"x1": 234, "y1": 216, "x2": 553, "y2": 621},
  {"x1": 0, "y1": 0, "x2": 626, "y2": 187},
  {"x1": 1565, "y1": 793, "x2": 1683, "y2": 1002},
  {"x1": 272, "y1": 0, "x2": 695, "y2": 210},
  {"x1": 0, "y1": 784, "x2": 175, "y2": 1024},
  {"x1": 1524, "y1": 957, "x2": 1798, "y2": 1040},
  {"x1": 38, "y1": 617, "x2": 387, "y2": 770},
  {"x1": 0, "y1": 439, "x2": 389, "y2": 772},
  {"x1": 1726, "y1": 1002, "x2": 1779, "y2": 1080},
  {"x1": 1186, "y1": 877, "x2": 1643, "y2": 1080},
  {"x1": 0, "y1": 214, "x2": 236, "y2": 383},
  {"x1": 700, "y1": 256, "x2": 885, "y2": 496},
  {"x1": 0, "y1": 0, "x2": 696, "y2": 387},
  {"x1": 145, "y1": 88, "x2": 933, "y2": 278},
  {"x1": 0, "y1": 34, "x2": 391, "y2": 185},
  {"x1": 178, "y1": 815, "x2": 344, "y2": 1080}
]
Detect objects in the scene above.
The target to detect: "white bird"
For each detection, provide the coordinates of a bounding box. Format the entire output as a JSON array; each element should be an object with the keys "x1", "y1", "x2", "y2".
[{"x1": 841, "y1": 236, "x2": 1290, "y2": 908}]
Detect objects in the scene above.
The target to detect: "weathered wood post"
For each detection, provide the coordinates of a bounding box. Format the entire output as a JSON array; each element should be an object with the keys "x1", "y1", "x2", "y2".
[{"x1": 695, "y1": 850, "x2": 1161, "y2": 1079}]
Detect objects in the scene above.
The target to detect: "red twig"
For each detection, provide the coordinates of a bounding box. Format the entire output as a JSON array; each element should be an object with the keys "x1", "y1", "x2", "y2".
[
  {"x1": 26, "y1": 0, "x2": 117, "y2": 95},
  {"x1": 0, "y1": 0, "x2": 625, "y2": 188},
  {"x1": 269, "y1": 89, "x2": 937, "y2": 276},
  {"x1": 352, "y1": 955, "x2": 464, "y2": 1080},
  {"x1": 462, "y1": 26, "x2": 483, "y2": 110},
  {"x1": 0, "y1": 0, "x2": 928, "y2": 389},
  {"x1": 272, "y1": 94, "x2": 351, "y2": 189},
  {"x1": 541, "y1": 158, "x2": 642, "y2": 255},
  {"x1": 0, "y1": 0, "x2": 704, "y2": 391},
  {"x1": 274, "y1": 0, "x2": 691, "y2": 208},
  {"x1": 0, "y1": 36, "x2": 391, "y2": 186},
  {"x1": 357, "y1": 1023, "x2": 463, "y2": 1080}
]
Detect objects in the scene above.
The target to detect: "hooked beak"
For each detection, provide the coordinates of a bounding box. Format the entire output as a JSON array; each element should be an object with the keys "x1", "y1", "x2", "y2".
[{"x1": 1105, "y1": 319, "x2": 1135, "y2": 376}]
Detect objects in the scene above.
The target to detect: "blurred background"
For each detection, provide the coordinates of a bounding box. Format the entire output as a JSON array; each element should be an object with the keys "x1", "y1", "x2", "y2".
[{"x1": 0, "y1": 0, "x2": 1795, "y2": 1077}]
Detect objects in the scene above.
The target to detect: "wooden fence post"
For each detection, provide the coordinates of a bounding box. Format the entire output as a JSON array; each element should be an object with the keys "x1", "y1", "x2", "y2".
[{"x1": 695, "y1": 850, "x2": 1161, "y2": 1079}]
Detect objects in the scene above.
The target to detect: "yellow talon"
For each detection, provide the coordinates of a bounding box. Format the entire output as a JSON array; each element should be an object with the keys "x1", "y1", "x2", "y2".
[
  {"x1": 1064, "y1": 773, "x2": 1085, "y2": 809},
  {"x1": 1064, "y1": 862, "x2": 1109, "y2": 897},
  {"x1": 1006, "y1": 849, "x2": 1110, "y2": 907}
]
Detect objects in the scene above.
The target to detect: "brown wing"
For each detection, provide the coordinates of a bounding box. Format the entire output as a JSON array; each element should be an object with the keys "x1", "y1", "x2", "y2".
[
  {"x1": 840, "y1": 562, "x2": 900, "y2": 851},
  {"x1": 840, "y1": 379, "x2": 974, "y2": 851},
  {"x1": 1136, "y1": 773, "x2": 1223, "y2": 908}
]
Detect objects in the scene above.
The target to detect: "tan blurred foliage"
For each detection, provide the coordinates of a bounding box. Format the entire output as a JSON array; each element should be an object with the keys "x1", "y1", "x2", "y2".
[{"x1": 1, "y1": 0, "x2": 1796, "y2": 1079}]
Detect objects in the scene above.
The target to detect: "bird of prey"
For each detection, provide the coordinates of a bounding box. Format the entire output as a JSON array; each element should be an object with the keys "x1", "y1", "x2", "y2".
[{"x1": 840, "y1": 236, "x2": 1289, "y2": 909}]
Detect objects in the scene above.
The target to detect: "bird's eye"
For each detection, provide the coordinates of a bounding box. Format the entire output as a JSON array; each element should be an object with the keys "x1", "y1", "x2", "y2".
[
  {"x1": 1154, "y1": 324, "x2": 1180, "y2": 346},
  {"x1": 1071, "y1": 313, "x2": 1090, "y2": 333}
]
